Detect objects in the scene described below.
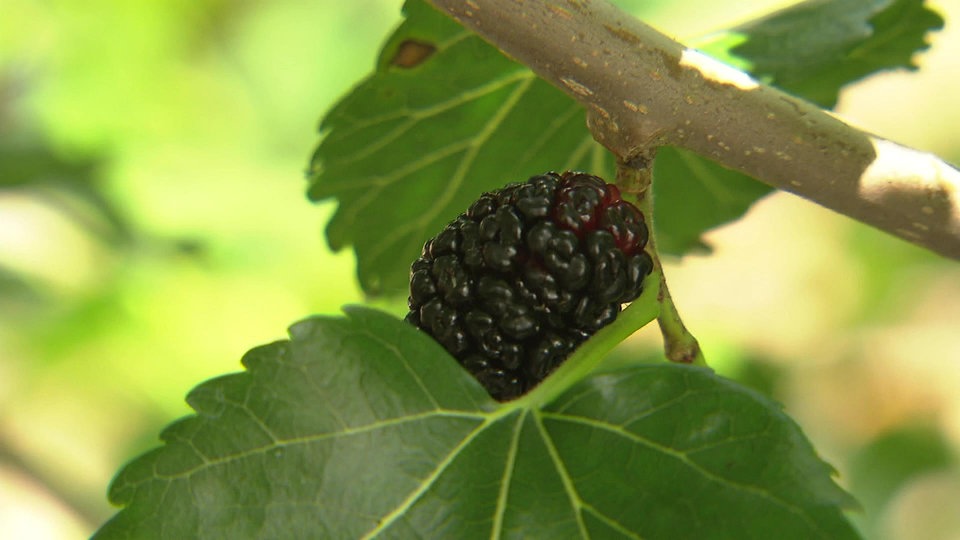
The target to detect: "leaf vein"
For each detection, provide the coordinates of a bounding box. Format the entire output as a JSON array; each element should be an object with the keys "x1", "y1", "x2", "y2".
[
  {"x1": 490, "y1": 410, "x2": 526, "y2": 539},
  {"x1": 541, "y1": 412, "x2": 822, "y2": 532},
  {"x1": 581, "y1": 504, "x2": 645, "y2": 540},
  {"x1": 361, "y1": 414, "x2": 511, "y2": 539},
  {"x1": 533, "y1": 410, "x2": 591, "y2": 539},
  {"x1": 330, "y1": 68, "x2": 531, "y2": 146},
  {"x1": 161, "y1": 410, "x2": 485, "y2": 481},
  {"x1": 356, "y1": 326, "x2": 443, "y2": 409},
  {"x1": 331, "y1": 140, "x2": 472, "y2": 238},
  {"x1": 364, "y1": 74, "x2": 537, "y2": 266}
]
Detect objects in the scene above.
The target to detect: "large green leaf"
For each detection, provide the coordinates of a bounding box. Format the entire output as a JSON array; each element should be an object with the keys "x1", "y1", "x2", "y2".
[
  {"x1": 697, "y1": 0, "x2": 944, "y2": 108},
  {"x1": 95, "y1": 307, "x2": 859, "y2": 539},
  {"x1": 308, "y1": 0, "x2": 610, "y2": 296}
]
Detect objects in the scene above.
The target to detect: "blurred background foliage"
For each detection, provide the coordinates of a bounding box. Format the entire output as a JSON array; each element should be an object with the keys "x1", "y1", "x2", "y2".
[{"x1": 0, "y1": 0, "x2": 958, "y2": 538}]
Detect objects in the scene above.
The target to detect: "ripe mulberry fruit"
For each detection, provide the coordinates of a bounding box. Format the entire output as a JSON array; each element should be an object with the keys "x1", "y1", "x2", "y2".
[{"x1": 406, "y1": 171, "x2": 653, "y2": 401}]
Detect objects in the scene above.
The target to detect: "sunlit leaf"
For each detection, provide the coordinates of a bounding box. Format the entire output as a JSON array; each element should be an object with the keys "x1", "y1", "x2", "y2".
[
  {"x1": 95, "y1": 307, "x2": 859, "y2": 539},
  {"x1": 697, "y1": 0, "x2": 944, "y2": 108}
]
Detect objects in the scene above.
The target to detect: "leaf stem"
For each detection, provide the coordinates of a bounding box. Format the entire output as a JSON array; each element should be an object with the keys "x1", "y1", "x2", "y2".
[{"x1": 510, "y1": 267, "x2": 662, "y2": 409}]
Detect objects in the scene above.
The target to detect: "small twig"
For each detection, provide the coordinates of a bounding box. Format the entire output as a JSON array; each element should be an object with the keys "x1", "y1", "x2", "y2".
[{"x1": 616, "y1": 159, "x2": 707, "y2": 367}]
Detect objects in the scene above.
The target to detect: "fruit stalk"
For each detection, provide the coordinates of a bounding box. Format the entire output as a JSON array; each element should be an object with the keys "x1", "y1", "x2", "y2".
[{"x1": 616, "y1": 161, "x2": 707, "y2": 367}]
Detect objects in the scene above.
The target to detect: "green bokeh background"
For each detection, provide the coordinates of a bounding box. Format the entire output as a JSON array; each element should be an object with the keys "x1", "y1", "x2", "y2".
[{"x1": 1, "y1": 0, "x2": 958, "y2": 538}]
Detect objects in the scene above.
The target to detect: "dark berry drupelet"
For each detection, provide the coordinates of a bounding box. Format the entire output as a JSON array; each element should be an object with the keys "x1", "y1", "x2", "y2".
[{"x1": 405, "y1": 171, "x2": 653, "y2": 401}]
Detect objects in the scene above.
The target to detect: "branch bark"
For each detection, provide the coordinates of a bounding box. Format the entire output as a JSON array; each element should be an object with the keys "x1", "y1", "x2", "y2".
[{"x1": 429, "y1": 0, "x2": 960, "y2": 259}]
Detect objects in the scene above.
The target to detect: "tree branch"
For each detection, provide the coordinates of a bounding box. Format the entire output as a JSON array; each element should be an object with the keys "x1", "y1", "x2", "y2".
[{"x1": 429, "y1": 0, "x2": 960, "y2": 259}]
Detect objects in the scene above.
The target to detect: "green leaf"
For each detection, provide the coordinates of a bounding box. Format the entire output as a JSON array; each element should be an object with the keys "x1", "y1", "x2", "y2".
[
  {"x1": 308, "y1": 0, "x2": 609, "y2": 296},
  {"x1": 95, "y1": 307, "x2": 860, "y2": 539},
  {"x1": 653, "y1": 147, "x2": 774, "y2": 254},
  {"x1": 697, "y1": 0, "x2": 944, "y2": 108}
]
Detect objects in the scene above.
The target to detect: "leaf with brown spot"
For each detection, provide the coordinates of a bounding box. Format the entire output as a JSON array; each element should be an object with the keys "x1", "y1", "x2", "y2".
[
  {"x1": 308, "y1": 0, "x2": 610, "y2": 296},
  {"x1": 390, "y1": 39, "x2": 436, "y2": 68}
]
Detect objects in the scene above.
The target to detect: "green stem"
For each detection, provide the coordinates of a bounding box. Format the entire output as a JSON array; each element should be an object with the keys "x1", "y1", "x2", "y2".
[
  {"x1": 617, "y1": 160, "x2": 707, "y2": 367},
  {"x1": 655, "y1": 265, "x2": 707, "y2": 366},
  {"x1": 509, "y1": 267, "x2": 663, "y2": 409}
]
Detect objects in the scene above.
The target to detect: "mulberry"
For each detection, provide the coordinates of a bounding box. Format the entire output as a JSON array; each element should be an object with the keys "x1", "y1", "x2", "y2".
[{"x1": 406, "y1": 171, "x2": 653, "y2": 401}]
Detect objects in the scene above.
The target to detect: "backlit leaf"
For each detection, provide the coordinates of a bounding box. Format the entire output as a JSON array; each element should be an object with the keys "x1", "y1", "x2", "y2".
[{"x1": 697, "y1": 0, "x2": 944, "y2": 108}]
